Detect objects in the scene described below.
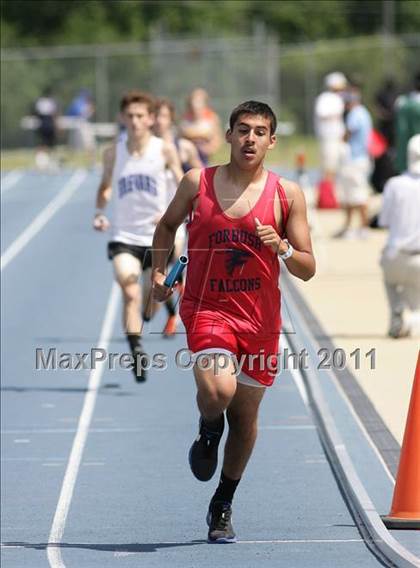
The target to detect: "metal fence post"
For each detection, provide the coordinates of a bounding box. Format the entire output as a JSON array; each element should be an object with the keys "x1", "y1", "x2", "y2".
[
  {"x1": 304, "y1": 44, "x2": 317, "y2": 135},
  {"x1": 267, "y1": 36, "x2": 280, "y2": 111},
  {"x1": 95, "y1": 52, "x2": 109, "y2": 121}
]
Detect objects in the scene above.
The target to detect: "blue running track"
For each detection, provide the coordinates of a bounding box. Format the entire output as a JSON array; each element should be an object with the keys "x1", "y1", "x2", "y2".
[{"x1": 0, "y1": 169, "x2": 410, "y2": 567}]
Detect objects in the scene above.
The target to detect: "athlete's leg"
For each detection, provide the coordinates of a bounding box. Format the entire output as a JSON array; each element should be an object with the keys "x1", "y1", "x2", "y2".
[
  {"x1": 207, "y1": 380, "x2": 266, "y2": 544},
  {"x1": 222, "y1": 382, "x2": 266, "y2": 479},
  {"x1": 193, "y1": 353, "x2": 237, "y2": 421},
  {"x1": 189, "y1": 353, "x2": 237, "y2": 483},
  {"x1": 113, "y1": 252, "x2": 148, "y2": 381},
  {"x1": 113, "y1": 252, "x2": 142, "y2": 333}
]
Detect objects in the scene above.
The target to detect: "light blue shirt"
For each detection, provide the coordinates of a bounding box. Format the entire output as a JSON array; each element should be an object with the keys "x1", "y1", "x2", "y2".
[{"x1": 346, "y1": 105, "x2": 372, "y2": 159}]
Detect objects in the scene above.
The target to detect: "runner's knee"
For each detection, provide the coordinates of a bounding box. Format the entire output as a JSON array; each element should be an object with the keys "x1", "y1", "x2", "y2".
[
  {"x1": 196, "y1": 376, "x2": 236, "y2": 413},
  {"x1": 121, "y1": 281, "x2": 141, "y2": 305}
]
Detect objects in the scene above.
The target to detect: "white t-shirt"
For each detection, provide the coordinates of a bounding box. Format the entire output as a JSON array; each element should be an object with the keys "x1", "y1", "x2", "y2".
[
  {"x1": 314, "y1": 91, "x2": 345, "y2": 140},
  {"x1": 379, "y1": 172, "x2": 420, "y2": 256},
  {"x1": 35, "y1": 96, "x2": 57, "y2": 116},
  {"x1": 111, "y1": 135, "x2": 168, "y2": 246}
]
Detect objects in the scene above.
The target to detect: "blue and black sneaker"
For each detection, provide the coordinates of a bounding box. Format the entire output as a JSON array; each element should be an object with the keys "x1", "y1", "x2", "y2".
[
  {"x1": 188, "y1": 415, "x2": 224, "y2": 481},
  {"x1": 206, "y1": 500, "x2": 236, "y2": 543}
]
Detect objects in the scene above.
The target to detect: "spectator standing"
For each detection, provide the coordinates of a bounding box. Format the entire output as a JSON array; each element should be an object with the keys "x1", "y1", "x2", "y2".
[
  {"x1": 376, "y1": 78, "x2": 398, "y2": 149},
  {"x1": 66, "y1": 89, "x2": 96, "y2": 161},
  {"x1": 370, "y1": 78, "x2": 398, "y2": 194},
  {"x1": 179, "y1": 88, "x2": 223, "y2": 165},
  {"x1": 378, "y1": 134, "x2": 420, "y2": 338},
  {"x1": 336, "y1": 85, "x2": 373, "y2": 238},
  {"x1": 33, "y1": 87, "x2": 58, "y2": 170},
  {"x1": 395, "y1": 73, "x2": 420, "y2": 173},
  {"x1": 314, "y1": 72, "x2": 347, "y2": 184}
]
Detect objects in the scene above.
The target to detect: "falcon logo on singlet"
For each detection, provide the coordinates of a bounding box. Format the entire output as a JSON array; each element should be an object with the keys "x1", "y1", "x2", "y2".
[
  {"x1": 225, "y1": 249, "x2": 251, "y2": 276},
  {"x1": 118, "y1": 174, "x2": 157, "y2": 198},
  {"x1": 209, "y1": 248, "x2": 261, "y2": 293}
]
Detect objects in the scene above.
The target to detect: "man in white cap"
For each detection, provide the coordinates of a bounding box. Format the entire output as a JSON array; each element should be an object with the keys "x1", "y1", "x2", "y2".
[
  {"x1": 314, "y1": 71, "x2": 347, "y2": 183},
  {"x1": 379, "y1": 134, "x2": 420, "y2": 338},
  {"x1": 335, "y1": 84, "x2": 373, "y2": 238}
]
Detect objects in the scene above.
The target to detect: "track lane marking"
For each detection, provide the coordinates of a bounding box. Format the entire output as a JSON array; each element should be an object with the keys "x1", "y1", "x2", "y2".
[
  {"x1": 47, "y1": 282, "x2": 120, "y2": 568},
  {"x1": 1, "y1": 169, "x2": 87, "y2": 271},
  {"x1": 1, "y1": 171, "x2": 24, "y2": 194}
]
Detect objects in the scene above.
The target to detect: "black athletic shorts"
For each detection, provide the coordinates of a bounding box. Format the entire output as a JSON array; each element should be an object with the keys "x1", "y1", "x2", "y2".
[
  {"x1": 38, "y1": 125, "x2": 56, "y2": 148},
  {"x1": 107, "y1": 241, "x2": 153, "y2": 270}
]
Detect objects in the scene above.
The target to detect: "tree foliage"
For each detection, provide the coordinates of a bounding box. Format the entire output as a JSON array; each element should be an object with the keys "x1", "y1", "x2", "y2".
[{"x1": 1, "y1": 0, "x2": 420, "y2": 48}]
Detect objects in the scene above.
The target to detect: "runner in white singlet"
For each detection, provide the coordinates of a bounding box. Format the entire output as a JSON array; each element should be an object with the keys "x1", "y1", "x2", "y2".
[{"x1": 93, "y1": 91, "x2": 182, "y2": 382}]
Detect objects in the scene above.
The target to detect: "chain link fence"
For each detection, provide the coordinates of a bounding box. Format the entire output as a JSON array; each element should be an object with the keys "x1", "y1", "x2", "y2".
[{"x1": 1, "y1": 33, "x2": 419, "y2": 148}]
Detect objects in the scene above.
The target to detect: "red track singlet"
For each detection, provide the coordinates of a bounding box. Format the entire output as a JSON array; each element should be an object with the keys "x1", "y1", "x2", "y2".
[{"x1": 180, "y1": 166, "x2": 289, "y2": 385}]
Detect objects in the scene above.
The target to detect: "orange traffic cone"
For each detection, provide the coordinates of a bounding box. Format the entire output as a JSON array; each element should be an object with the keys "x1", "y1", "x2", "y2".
[{"x1": 382, "y1": 352, "x2": 420, "y2": 529}]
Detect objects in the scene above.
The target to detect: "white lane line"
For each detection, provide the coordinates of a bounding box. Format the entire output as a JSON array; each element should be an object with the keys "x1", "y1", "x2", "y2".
[
  {"x1": 2, "y1": 457, "x2": 66, "y2": 462},
  {"x1": 3, "y1": 429, "x2": 79, "y2": 434},
  {"x1": 2, "y1": 538, "x2": 364, "y2": 552},
  {"x1": 108, "y1": 538, "x2": 364, "y2": 554},
  {"x1": 1, "y1": 171, "x2": 24, "y2": 194},
  {"x1": 47, "y1": 282, "x2": 120, "y2": 568},
  {"x1": 2, "y1": 425, "x2": 317, "y2": 435},
  {"x1": 289, "y1": 370, "x2": 309, "y2": 405},
  {"x1": 260, "y1": 425, "x2": 315, "y2": 430},
  {"x1": 237, "y1": 538, "x2": 364, "y2": 544},
  {"x1": 284, "y1": 336, "x2": 309, "y2": 407},
  {"x1": 1, "y1": 169, "x2": 87, "y2": 271}
]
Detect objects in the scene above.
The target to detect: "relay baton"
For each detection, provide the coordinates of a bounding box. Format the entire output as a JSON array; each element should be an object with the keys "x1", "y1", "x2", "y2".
[{"x1": 164, "y1": 255, "x2": 188, "y2": 287}]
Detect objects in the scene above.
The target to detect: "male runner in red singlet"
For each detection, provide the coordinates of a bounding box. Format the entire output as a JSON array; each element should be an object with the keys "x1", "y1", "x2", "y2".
[{"x1": 152, "y1": 101, "x2": 315, "y2": 543}]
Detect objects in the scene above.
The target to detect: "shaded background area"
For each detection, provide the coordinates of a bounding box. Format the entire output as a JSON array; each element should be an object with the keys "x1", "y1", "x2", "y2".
[{"x1": 1, "y1": 0, "x2": 420, "y2": 148}]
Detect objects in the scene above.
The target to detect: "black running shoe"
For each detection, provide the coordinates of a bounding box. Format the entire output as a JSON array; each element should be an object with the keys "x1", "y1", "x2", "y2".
[
  {"x1": 132, "y1": 346, "x2": 148, "y2": 383},
  {"x1": 188, "y1": 415, "x2": 224, "y2": 481},
  {"x1": 206, "y1": 501, "x2": 236, "y2": 543}
]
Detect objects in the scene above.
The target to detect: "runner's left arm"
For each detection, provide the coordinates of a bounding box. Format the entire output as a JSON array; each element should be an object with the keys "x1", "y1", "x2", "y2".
[
  {"x1": 281, "y1": 181, "x2": 316, "y2": 280},
  {"x1": 163, "y1": 141, "x2": 184, "y2": 184},
  {"x1": 255, "y1": 180, "x2": 316, "y2": 281},
  {"x1": 180, "y1": 138, "x2": 204, "y2": 169}
]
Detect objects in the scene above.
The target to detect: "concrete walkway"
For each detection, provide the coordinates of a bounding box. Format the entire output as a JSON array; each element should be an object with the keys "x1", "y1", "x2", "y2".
[{"x1": 292, "y1": 204, "x2": 419, "y2": 444}]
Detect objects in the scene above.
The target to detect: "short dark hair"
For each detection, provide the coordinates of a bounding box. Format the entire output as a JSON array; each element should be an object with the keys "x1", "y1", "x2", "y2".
[
  {"x1": 155, "y1": 97, "x2": 176, "y2": 121},
  {"x1": 229, "y1": 101, "x2": 277, "y2": 135},
  {"x1": 120, "y1": 90, "x2": 155, "y2": 113}
]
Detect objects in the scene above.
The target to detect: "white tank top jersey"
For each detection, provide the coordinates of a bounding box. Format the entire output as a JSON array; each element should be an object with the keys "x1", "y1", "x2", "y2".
[{"x1": 111, "y1": 135, "x2": 168, "y2": 246}]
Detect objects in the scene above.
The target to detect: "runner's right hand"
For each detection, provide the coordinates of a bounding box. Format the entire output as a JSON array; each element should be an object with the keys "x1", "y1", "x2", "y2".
[
  {"x1": 152, "y1": 269, "x2": 173, "y2": 302},
  {"x1": 93, "y1": 213, "x2": 110, "y2": 232}
]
